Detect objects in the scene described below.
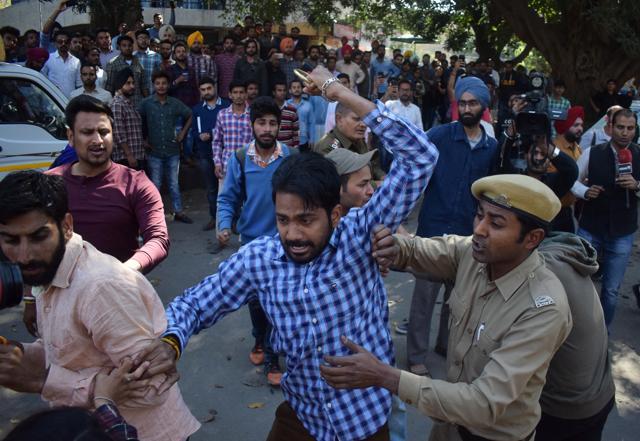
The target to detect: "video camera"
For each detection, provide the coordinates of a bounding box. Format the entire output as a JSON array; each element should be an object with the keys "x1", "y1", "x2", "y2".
[
  {"x1": 513, "y1": 73, "x2": 552, "y2": 137},
  {"x1": 500, "y1": 73, "x2": 569, "y2": 172},
  {"x1": 0, "y1": 261, "x2": 23, "y2": 310}
]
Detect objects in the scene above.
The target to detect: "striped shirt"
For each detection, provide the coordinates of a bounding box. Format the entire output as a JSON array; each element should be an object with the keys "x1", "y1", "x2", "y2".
[
  {"x1": 278, "y1": 103, "x2": 299, "y2": 147},
  {"x1": 165, "y1": 101, "x2": 439, "y2": 441},
  {"x1": 212, "y1": 105, "x2": 253, "y2": 174}
]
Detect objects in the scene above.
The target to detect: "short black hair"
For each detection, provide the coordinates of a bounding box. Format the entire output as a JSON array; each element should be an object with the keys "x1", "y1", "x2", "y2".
[
  {"x1": 553, "y1": 79, "x2": 566, "y2": 88},
  {"x1": 0, "y1": 26, "x2": 19, "y2": 38},
  {"x1": 173, "y1": 41, "x2": 187, "y2": 51},
  {"x1": 152, "y1": 70, "x2": 171, "y2": 84},
  {"x1": 271, "y1": 153, "x2": 341, "y2": 217},
  {"x1": 272, "y1": 80, "x2": 287, "y2": 92},
  {"x1": 80, "y1": 62, "x2": 96, "y2": 72},
  {"x1": 229, "y1": 79, "x2": 247, "y2": 93},
  {"x1": 246, "y1": 80, "x2": 259, "y2": 88},
  {"x1": 515, "y1": 213, "x2": 549, "y2": 244},
  {"x1": 65, "y1": 95, "x2": 113, "y2": 131},
  {"x1": 95, "y1": 28, "x2": 110, "y2": 36},
  {"x1": 289, "y1": 78, "x2": 303, "y2": 89},
  {"x1": 397, "y1": 79, "x2": 412, "y2": 89},
  {"x1": 54, "y1": 29, "x2": 70, "y2": 40},
  {"x1": 611, "y1": 108, "x2": 638, "y2": 125},
  {"x1": 199, "y1": 76, "x2": 216, "y2": 87},
  {"x1": 223, "y1": 35, "x2": 235, "y2": 44},
  {"x1": 117, "y1": 35, "x2": 134, "y2": 46},
  {"x1": 337, "y1": 73, "x2": 350, "y2": 82},
  {"x1": 114, "y1": 67, "x2": 134, "y2": 91},
  {"x1": 250, "y1": 96, "x2": 281, "y2": 124},
  {"x1": 24, "y1": 29, "x2": 39, "y2": 38},
  {"x1": 135, "y1": 29, "x2": 150, "y2": 38},
  {"x1": 0, "y1": 171, "x2": 68, "y2": 225},
  {"x1": 244, "y1": 38, "x2": 258, "y2": 49}
]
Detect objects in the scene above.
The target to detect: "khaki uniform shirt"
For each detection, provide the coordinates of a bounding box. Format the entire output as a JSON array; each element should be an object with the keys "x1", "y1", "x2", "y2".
[
  {"x1": 393, "y1": 235, "x2": 572, "y2": 441},
  {"x1": 314, "y1": 127, "x2": 384, "y2": 179}
]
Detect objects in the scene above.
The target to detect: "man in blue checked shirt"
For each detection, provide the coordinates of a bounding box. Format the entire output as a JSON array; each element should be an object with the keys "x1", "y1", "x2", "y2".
[{"x1": 135, "y1": 66, "x2": 439, "y2": 441}]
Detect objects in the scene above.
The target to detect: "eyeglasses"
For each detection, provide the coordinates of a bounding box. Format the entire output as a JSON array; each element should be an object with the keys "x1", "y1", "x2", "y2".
[{"x1": 458, "y1": 100, "x2": 480, "y2": 109}]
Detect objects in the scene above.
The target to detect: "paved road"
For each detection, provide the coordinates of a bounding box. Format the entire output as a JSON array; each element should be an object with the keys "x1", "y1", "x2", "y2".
[{"x1": 1, "y1": 187, "x2": 639, "y2": 440}]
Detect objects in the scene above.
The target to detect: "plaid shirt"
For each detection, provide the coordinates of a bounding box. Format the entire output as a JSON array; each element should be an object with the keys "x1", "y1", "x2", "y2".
[
  {"x1": 280, "y1": 56, "x2": 304, "y2": 86},
  {"x1": 135, "y1": 49, "x2": 161, "y2": 92},
  {"x1": 247, "y1": 139, "x2": 284, "y2": 168},
  {"x1": 110, "y1": 94, "x2": 145, "y2": 162},
  {"x1": 93, "y1": 404, "x2": 139, "y2": 441},
  {"x1": 105, "y1": 55, "x2": 149, "y2": 108},
  {"x1": 214, "y1": 52, "x2": 239, "y2": 98},
  {"x1": 547, "y1": 95, "x2": 571, "y2": 138},
  {"x1": 165, "y1": 101, "x2": 439, "y2": 441},
  {"x1": 188, "y1": 53, "x2": 217, "y2": 86},
  {"x1": 212, "y1": 106, "x2": 253, "y2": 174}
]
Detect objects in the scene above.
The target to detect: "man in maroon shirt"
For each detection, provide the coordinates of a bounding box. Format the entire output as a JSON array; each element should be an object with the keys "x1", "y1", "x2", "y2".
[
  {"x1": 47, "y1": 95, "x2": 170, "y2": 273},
  {"x1": 214, "y1": 35, "x2": 239, "y2": 99}
]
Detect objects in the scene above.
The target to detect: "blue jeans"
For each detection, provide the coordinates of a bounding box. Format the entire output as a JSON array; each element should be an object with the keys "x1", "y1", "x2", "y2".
[
  {"x1": 147, "y1": 154, "x2": 183, "y2": 213},
  {"x1": 196, "y1": 154, "x2": 218, "y2": 218},
  {"x1": 577, "y1": 228, "x2": 634, "y2": 328}
]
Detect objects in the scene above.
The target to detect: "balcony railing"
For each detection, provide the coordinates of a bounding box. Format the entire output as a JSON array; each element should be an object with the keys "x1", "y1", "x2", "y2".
[{"x1": 140, "y1": 0, "x2": 225, "y2": 10}]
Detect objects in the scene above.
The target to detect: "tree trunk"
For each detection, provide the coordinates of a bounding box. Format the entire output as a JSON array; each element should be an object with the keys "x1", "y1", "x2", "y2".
[
  {"x1": 492, "y1": 0, "x2": 640, "y2": 124},
  {"x1": 89, "y1": 0, "x2": 143, "y2": 32}
]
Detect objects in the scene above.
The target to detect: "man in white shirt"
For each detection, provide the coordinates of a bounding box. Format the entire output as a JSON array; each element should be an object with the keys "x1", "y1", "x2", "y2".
[
  {"x1": 40, "y1": 30, "x2": 81, "y2": 97},
  {"x1": 580, "y1": 105, "x2": 623, "y2": 150},
  {"x1": 70, "y1": 64, "x2": 113, "y2": 105},
  {"x1": 385, "y1": 79, "x2": 423, "y2": 131},
  {"x1": 336, "y1": 47, "x2": 365, "y2": 93}
]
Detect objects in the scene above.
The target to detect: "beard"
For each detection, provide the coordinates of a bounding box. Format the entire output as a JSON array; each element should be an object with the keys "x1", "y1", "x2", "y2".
[
  {"x1": 19, "y1": 227, "x2": 66, "y2": 286},
  {"x1": 564, "y1": 131, "x2": 582, "y2": 144},
  {"x1": 254, "y1": 133, "x2": 277, "y2": 150},
  {"x1": 460, "y1": 110, "x2": 483, "y2": 127},
  {"x1": 280, "y1": 224, "x2": 333, "y2": 264}
]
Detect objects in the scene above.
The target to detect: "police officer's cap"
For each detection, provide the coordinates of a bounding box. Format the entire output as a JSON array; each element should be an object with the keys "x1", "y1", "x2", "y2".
[{"x1": 471, "y1": 174, "x2": 561, "y2": 224}]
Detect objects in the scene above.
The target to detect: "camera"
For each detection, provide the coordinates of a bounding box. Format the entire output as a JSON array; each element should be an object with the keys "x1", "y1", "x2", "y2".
[{"x1": 0, "y1": 261, "x2": 23, "y2": 310}]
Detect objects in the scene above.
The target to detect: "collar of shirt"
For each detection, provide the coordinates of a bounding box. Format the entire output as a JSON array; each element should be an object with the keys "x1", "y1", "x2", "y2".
[
  {"x1": 554, "y1": 135, "x2": 581, "y2": 154},
  {"x1": 453, "y1": 121, "x2": 488, "y2": 149},
  {"x1": 331, "y1": 127, "x2": 356, "y2": 149},
  {"x1": 223, "y1": 105, "x2": 250, "y2": 117},
  {"x1": 115, "y1": 93, "x2": 133, "y2": 105},
  {"x1": 491, "y1": 249, "x2": 542, "y2": 301},
  {"x1": 203, "y1": 97, "x2": 223, "y2": 110},
  {"x1": 247, "y1": 140, "x2": 284, "y2": 168},
  {"x1": 50, "y1": 233, "x2": 84, "y2": 289},
  {"x1": 286, "y1": 97, "x2": 308, "y2": 108}
]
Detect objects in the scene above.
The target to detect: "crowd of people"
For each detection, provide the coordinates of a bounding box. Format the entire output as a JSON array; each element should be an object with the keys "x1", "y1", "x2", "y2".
[{"x1": 0, "y1": 1, "x2": 639, "y2": 441}]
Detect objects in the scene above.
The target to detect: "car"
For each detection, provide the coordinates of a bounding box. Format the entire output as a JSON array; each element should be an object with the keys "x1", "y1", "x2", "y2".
[{"x1": 0, "y1": 62, "x2": 68, "y2": 178}]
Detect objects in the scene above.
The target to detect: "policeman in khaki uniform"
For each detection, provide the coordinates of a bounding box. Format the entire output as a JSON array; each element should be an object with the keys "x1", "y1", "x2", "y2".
[
  {"x1": 314, "y1": 103, "x2": 384, "y2": 180},
  {"x1": 320, "y1": 174, "x2": 572, "y2": 441}
]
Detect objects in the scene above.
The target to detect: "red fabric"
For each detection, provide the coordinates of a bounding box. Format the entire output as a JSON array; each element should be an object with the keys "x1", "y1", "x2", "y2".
[
  {"x1": 46, "y1": 162, "x2": 169, "y2": 272},
  {"x1": 554, "y1": 106, "x2": 584, "y2": 135}
]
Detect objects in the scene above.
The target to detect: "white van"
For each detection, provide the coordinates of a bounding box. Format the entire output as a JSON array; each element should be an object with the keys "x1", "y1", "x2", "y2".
[{"x1": 0, "y1": 62, "x2": 68, "y2": 178}]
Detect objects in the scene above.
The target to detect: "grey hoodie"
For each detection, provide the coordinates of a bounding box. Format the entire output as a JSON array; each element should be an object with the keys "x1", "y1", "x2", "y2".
[{"x1": 539, "y1": 232, "x2": 615, "y2": 419}]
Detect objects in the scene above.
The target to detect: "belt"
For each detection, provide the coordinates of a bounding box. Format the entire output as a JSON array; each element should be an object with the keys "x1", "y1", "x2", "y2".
[{"x1": 457, "y1": 426, "x2": 534, "y2": 441}]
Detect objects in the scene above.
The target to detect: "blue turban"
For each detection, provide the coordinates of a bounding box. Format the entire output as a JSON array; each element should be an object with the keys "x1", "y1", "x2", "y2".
[{"x1": 455, "y1": 76, "x2": 491, "y2": 109}]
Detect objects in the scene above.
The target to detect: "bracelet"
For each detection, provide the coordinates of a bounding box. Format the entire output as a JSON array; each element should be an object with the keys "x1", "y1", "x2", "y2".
[
  {"x1": 94, "y1": 396, "x2": 116, "y2": 406},
  {"x1": 161, "y1": 335, "x2": 181, "y2": 360},
  {"x1": 23, "y1": 296, "x2": 36, "y2": 304},
  {"x1": 321, "y1": 77, "x2": 340, "y2": 102}
]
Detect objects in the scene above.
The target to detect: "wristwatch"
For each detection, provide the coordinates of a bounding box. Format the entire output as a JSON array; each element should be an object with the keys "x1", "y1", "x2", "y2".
[
  {"x1": 321, "y1": 77, "x2": 340, "y2": 102},
  {"x1": 549, "y1": 146, "x2": 560, "y2": 159}
]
